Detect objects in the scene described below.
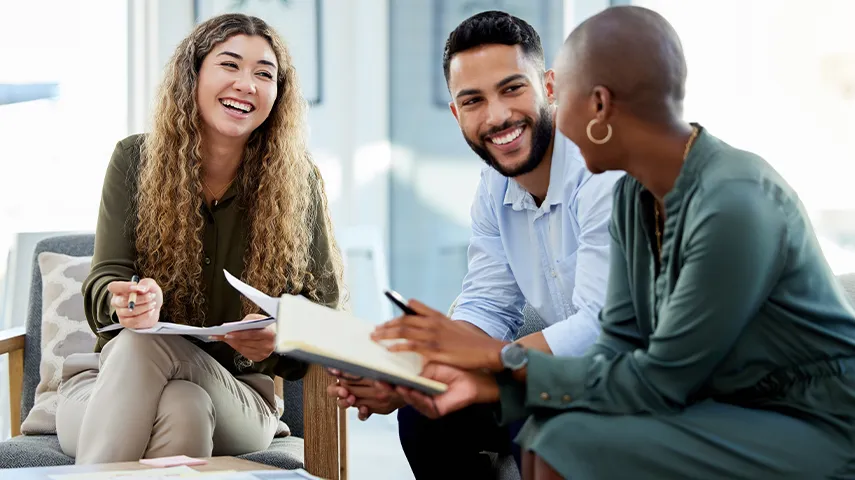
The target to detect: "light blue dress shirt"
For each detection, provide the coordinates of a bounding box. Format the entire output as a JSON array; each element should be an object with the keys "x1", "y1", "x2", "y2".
[{"x1": 450, "y1": 128, "x2": 623, "y2": 357}]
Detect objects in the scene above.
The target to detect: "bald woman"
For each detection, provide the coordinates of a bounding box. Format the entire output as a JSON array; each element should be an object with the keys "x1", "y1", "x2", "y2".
[{"x1": 388, "y1": 6, "x2": 855, "y2": 479}]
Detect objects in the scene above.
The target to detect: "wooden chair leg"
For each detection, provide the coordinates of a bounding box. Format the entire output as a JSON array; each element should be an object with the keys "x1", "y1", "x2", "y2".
[
  {"x1": 339, "y1": 407, "x2": 348, "y2": 480},
  {"x1": 9, "y1": 349, "x2": 24, "y2": 437},
  {"x1": 303, "y1": 364, "x2": 342, "y2": 479}
]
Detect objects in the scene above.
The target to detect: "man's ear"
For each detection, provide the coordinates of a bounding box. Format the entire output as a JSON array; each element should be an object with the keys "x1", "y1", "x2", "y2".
[
  {"x1": 543, "y1": 69, "x2": 556, "y2": 104},
  {"x1": 449, "y1": 101, "x2": 460, "y2": 121}
]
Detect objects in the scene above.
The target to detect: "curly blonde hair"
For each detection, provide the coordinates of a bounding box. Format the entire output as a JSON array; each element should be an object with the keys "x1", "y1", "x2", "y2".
[{"x1": 134, "y1": 13, "x2": 343, "y2": 325}]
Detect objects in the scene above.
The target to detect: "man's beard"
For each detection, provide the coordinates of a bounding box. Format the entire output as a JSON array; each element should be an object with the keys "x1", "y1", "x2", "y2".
[{"x1": 464, "y1": 104, "x2": 554, "y2": 178}]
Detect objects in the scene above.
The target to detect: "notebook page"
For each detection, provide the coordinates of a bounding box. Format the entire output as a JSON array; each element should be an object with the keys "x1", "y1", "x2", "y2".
[{"x1": 276, "y1": 294, "x2": 424, "y2": 376}]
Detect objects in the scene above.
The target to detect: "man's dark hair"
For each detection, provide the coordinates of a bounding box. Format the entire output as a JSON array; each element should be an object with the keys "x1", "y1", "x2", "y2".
[{"x1": 442, "y1": 11, "x2": 545, "y2": 85}]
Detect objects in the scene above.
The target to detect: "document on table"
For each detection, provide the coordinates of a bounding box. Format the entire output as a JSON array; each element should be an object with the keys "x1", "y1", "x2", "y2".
[
  {"x1": 48, "y1": 467, "x2": 321, "y2": 480},
  {"x1": 174, "y1": 470, "x2": 322, "y2": 479},
  {"x1": 48, "y1": 466, "x2": 211, "y2": 479}
]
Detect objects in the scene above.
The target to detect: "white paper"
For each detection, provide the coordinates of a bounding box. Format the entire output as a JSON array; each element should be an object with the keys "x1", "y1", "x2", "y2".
[
  {"x1": 96, "y1": 318, "x2": 275, "y2": 339},
  {"x1": 48, "y1": 465, "x2": 201, "y2": 479},
  {"x1": 223, "y1": 269, "x2": 281, "y2": 318},
  {"x1": 180, "y1": 470, "x2": 321, "y2": 479}
]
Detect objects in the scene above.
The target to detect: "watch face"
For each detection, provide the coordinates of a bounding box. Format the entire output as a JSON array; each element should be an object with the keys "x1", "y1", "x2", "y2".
[{"x1": 502, "y1": 343, "x2": 527, "y2": 369}]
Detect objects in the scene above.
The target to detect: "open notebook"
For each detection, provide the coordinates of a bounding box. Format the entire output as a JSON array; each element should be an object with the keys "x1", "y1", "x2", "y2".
[{"x1": 224, "y1": 270, "x2": 447, "y2": 395}]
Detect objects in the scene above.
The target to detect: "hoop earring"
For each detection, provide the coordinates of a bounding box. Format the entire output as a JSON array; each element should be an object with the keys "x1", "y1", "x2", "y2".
[{"x1": 587, "y1": 118, "x2": 613, "y2": 145}]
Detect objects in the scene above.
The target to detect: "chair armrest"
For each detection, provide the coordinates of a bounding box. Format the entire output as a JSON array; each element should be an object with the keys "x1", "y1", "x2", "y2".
[
  {"x1": 0, "y1": 326, "x2": 25, "y2": 355},
  {"x1": 0, "y1": 327, "x2": 25, "y2": 437},
  {"x1": 302, "y1": 364, "x2": 347, "y2": 480}
]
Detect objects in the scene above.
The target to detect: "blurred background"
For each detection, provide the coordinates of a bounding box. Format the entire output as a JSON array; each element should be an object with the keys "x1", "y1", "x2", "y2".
[{"x1": 1, "y1": 0, "x2": 854, "y2": 477}]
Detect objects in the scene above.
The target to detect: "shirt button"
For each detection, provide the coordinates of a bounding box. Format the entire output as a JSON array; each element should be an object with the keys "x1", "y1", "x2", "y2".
[
  {"x1": 204, "y1": 257, "x2": 211, "y2": 265},
  {"x1": 540, "y1": 392, "x2": 550, "y2": 401},
  {"x1": 562, "y1": 395, "x2": 572, "y2": 403},
  {"x1": 551, "y1": 270, "x2": 557, "y2": 277}
]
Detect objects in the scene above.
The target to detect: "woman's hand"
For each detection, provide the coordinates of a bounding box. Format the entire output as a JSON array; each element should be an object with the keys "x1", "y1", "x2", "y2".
[
  {"x1": 210, "y1": 314, "x2": 276, "y2": 362},
  {"x1": 108, "y1": 278, "x2": 162, "y2": 329},
  {"x1": 378, "y1": 363, "x2": 500, "y2": 419}
]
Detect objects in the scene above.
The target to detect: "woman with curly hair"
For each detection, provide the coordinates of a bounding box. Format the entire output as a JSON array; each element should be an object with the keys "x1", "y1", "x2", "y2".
[{"x1": 55, "y1": 13, "x2": 344, "y2": 464}]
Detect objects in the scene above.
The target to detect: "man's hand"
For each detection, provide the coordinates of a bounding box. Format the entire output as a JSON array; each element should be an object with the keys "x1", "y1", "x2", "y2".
[
  {"x1": 370, "y1": 299, "x2": 506, "y2": 371},
  {"x1": 326, "y1": 369, "x2": 405, "y2": 420},
  {"x1": 210, "y1": 314, "x2": 276, "y2": 362},
  {"x1": 108, "y1": 278, "x2": 162, "y2": 329},
  {"x1": 382, "y1": 363, "x2": 499, "y2": 419}
]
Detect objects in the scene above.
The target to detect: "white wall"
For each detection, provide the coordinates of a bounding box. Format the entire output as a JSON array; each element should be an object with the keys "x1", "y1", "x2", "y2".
[{"x1": 564, "y1": 0, "x2": 612, "y2": 35}]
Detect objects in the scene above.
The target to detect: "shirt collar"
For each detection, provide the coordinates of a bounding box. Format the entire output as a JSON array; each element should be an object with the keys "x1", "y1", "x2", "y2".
[{"x1": 503, "y1": 127, "x2": 567, "y2": 212}]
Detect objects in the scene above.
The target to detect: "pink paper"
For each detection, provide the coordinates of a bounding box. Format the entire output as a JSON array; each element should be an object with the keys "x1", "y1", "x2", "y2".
[{"x1": 139, "y1": 455, "x2": 208, "y2": 467}]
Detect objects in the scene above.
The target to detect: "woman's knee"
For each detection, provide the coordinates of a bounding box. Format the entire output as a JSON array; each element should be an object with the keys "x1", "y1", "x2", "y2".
[
  {"x1": 102, "y1": 329, "x2": 159, "y2": 358},
  {"x1": 144, "y1": 381, "x2": 214, "y2": 458},
  {"x1": 525, "y1": 412, "x2": 614, "y2": 471},
  {"x1": 532, "y1": 452, "x2": 564, "y2": 480},
  {"x1": 147, "y1": 380, "x2": 215, "y2": 458},
  {"x1": 535, "y1": 412, "x2": 612, "y2": 452},
  {"x1": 101, "y1": 330, "x2": 188, "y2": 367},
  {"x1": 155, "y1": 380, "x2": 215, "y2": 433}
]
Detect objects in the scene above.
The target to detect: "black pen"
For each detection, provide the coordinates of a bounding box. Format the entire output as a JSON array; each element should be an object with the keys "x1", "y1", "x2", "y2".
[{"x1": 128, "y1": 275, "x2": 140, "y2": 311}]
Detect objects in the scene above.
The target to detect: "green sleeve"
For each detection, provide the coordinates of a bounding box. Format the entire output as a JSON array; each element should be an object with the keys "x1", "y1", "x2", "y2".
[
  {"x1": 82, "y1": 140, "x2": 139, "y2": 332},
  {"x1": 510, "y1": 181, "x2": 787, "y2": 416},
  {"x1": 275, "y1": 165, "x2": 341, "y2": 380},
  {"x1": 495, "y1": 371, "x2": 527, "y2": 425}
]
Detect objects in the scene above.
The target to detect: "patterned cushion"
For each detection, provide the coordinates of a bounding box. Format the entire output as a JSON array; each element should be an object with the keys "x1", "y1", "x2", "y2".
[
  {"x1": 20, "y1": 253, "x2": 96, "y2": 435},
  {"x1": 22, "y1": 235, "x2": 96, "y2": 424}
]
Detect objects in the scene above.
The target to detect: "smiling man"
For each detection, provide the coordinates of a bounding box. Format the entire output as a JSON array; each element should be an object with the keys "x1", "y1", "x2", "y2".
[{"x1": 328, "y1": 10, "x2": 622, "y2": 479}]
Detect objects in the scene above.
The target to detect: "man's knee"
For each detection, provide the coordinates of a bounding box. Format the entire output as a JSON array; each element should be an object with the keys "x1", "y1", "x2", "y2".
[
  {"x1": 397, "y1": 405, "x2": 436, "y2": 452},
  {"x1": 148, "y1": 381, "x2": 214, "y2": 456}
]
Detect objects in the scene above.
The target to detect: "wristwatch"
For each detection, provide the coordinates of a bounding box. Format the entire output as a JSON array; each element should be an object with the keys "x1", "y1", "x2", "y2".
[{"x1": 500, "y1": 342, "x2": 528, "y2": 371}]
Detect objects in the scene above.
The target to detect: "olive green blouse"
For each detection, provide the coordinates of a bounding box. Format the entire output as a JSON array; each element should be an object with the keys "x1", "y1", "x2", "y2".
[{"x1": 82, "y1": 134, "x2": 340, "y2": 380}]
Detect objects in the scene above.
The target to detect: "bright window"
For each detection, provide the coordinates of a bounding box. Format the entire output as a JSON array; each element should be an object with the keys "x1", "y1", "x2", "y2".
[
  {"x1": 634, "y1": 0, "x2": 855, "y2": 272},
  {"x1": 0, "y1": 0, "x2": 129, "y2": 438}
]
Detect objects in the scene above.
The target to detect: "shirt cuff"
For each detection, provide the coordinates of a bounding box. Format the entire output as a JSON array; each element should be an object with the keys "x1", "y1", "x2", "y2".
[
  {"x1": 524, "y1": 349, "x2": 587, "y2": 409},
  {"x1": 494, "y1": 370, "x2": 528, "y2": 426},
  {"x1": 450, "y1": 308, "x2": 514, "y2": 341},
  {"x1": 541, "y1": 311, "x2": 602, "y2": 357}
]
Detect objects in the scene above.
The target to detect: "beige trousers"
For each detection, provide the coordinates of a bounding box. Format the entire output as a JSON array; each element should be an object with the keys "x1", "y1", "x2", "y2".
[{"x1": 56, "y1": 330, "x2": 280, "y2": 464}]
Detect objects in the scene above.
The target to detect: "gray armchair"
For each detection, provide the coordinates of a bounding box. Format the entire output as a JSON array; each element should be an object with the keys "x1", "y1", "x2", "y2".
[{"x1": 0, "y1": 234, "x2": 347, "y2": 479}]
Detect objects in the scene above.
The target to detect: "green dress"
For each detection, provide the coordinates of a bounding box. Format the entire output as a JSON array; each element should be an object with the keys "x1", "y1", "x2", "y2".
[{"x1": 496, "y1": 125, "x2": 855, "y2": 479}]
